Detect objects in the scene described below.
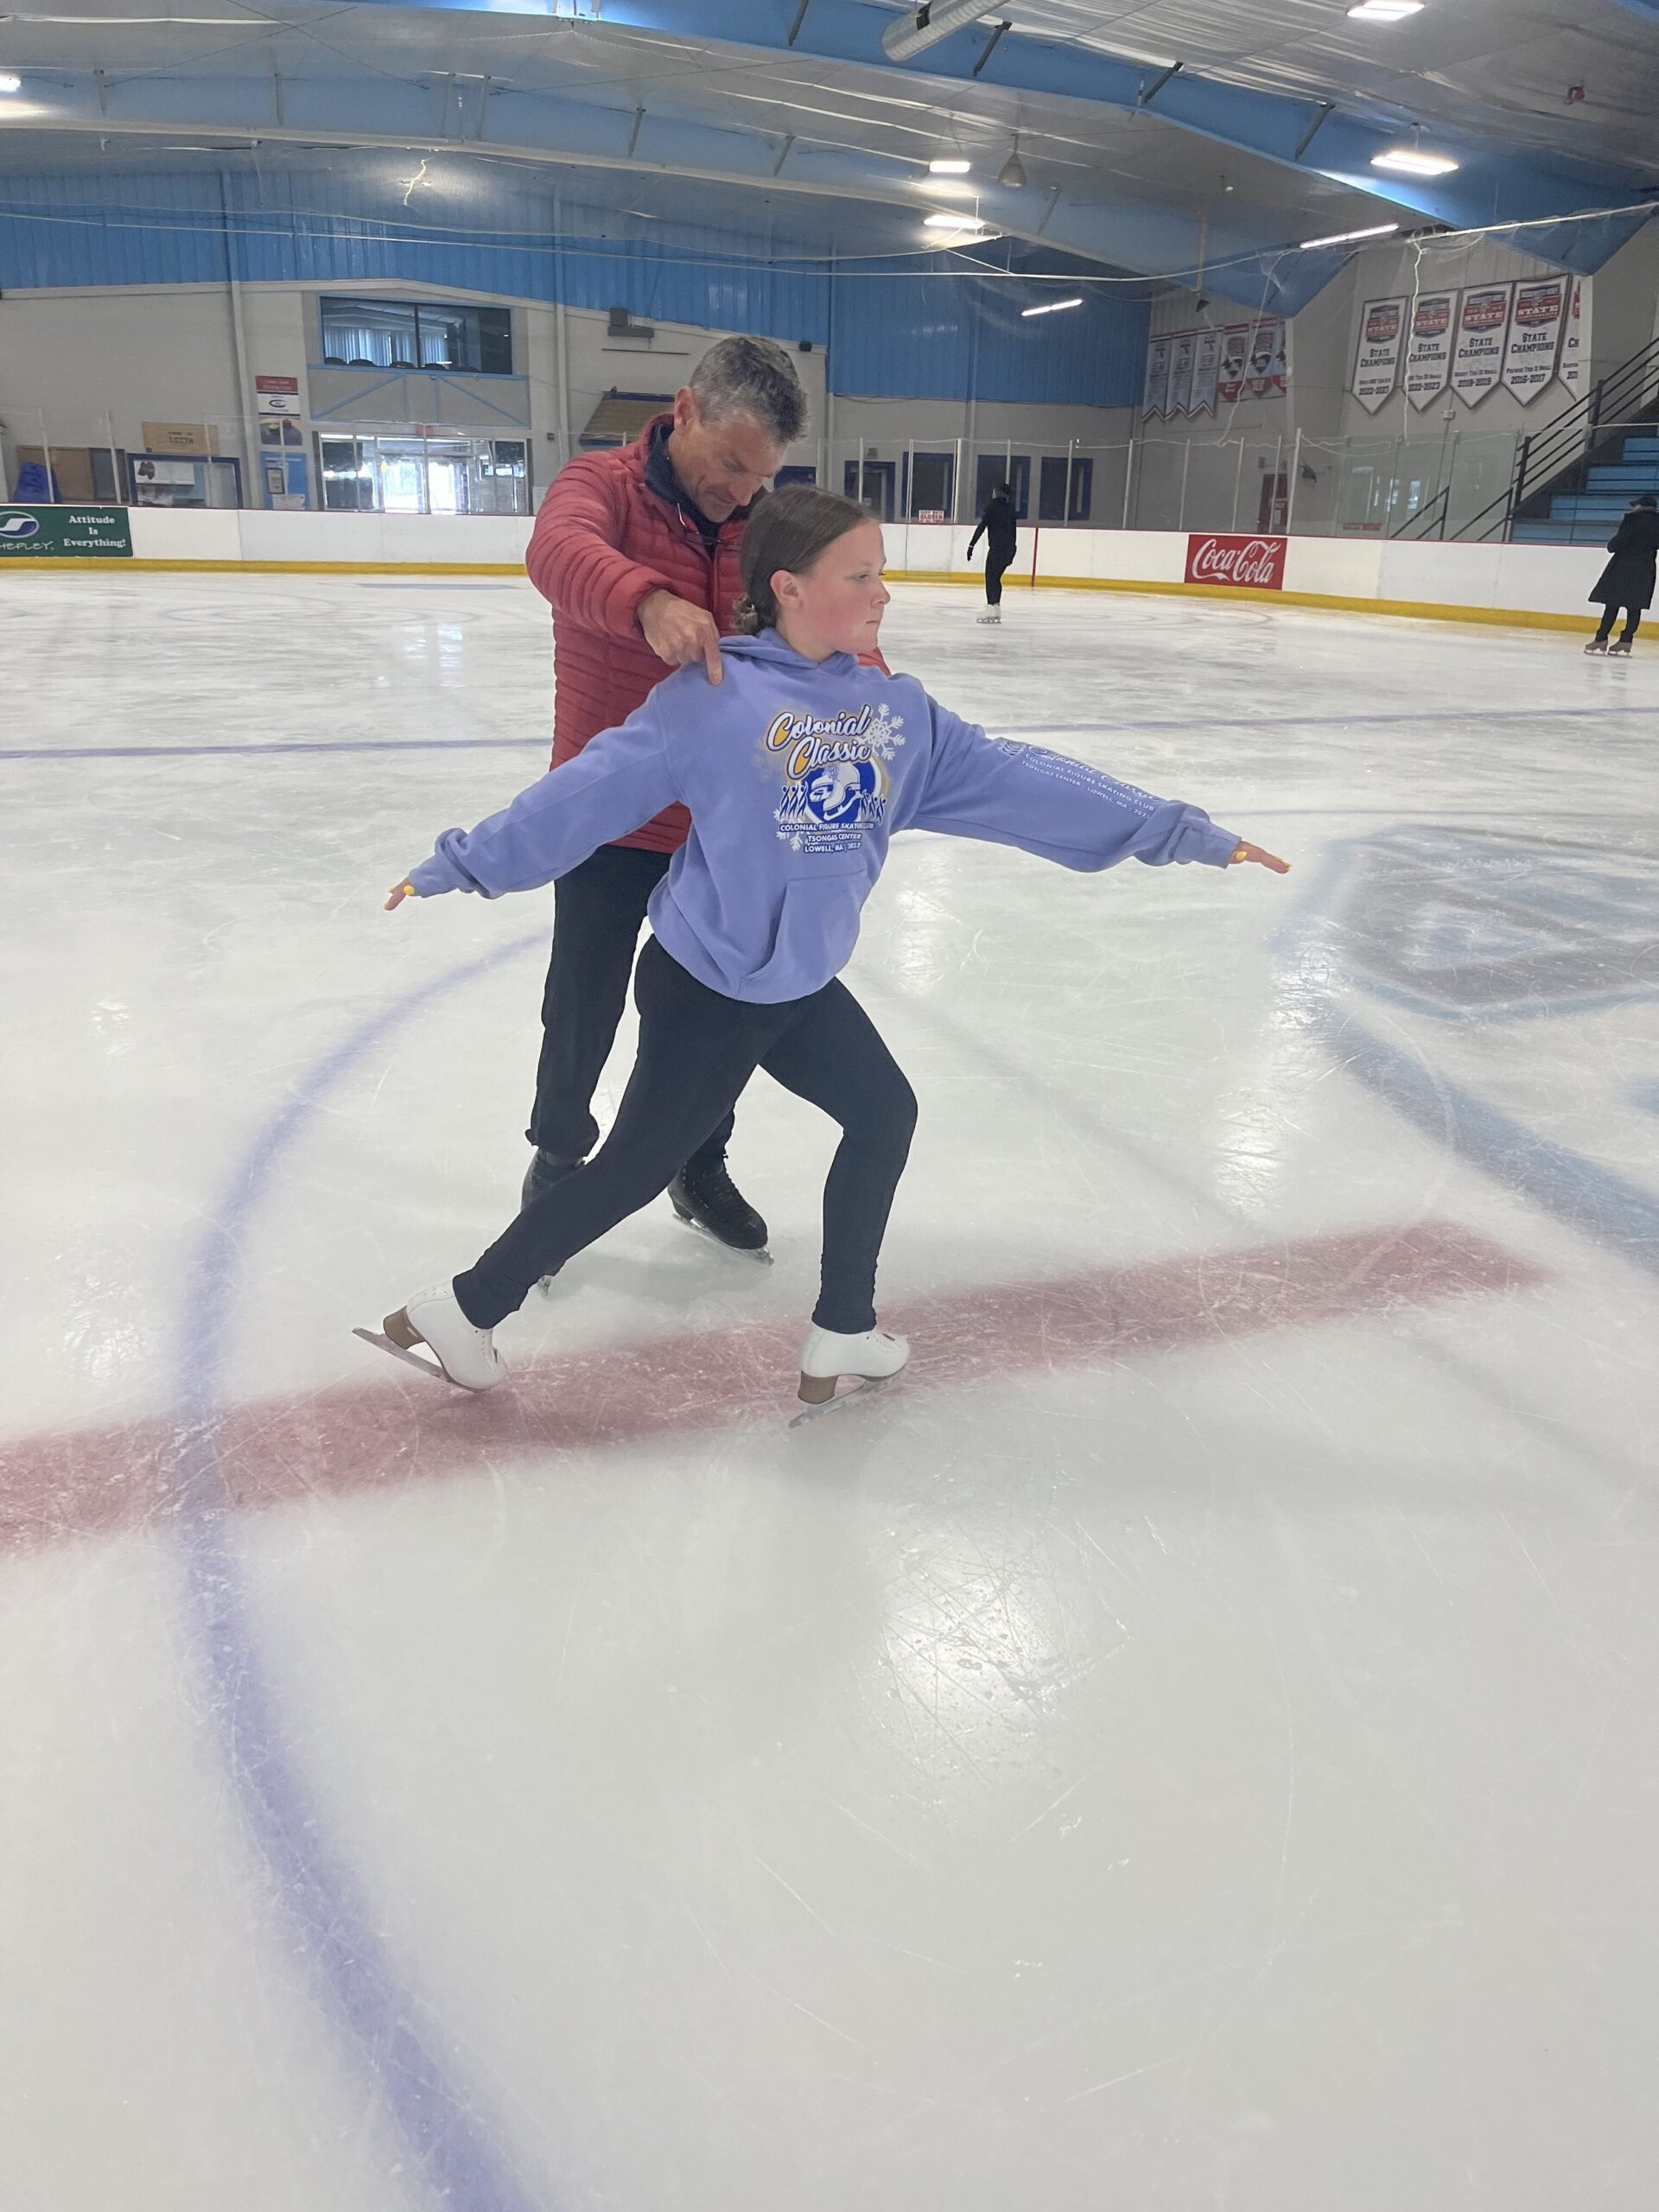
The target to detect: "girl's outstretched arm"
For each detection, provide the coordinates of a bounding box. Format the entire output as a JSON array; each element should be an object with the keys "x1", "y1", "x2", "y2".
[
  {"x1": 902, "y1": 696, "x2": 1287, "y2": 874},
  {"x1": 386, "y1": 683, "x2": 683, "y2": 907}
]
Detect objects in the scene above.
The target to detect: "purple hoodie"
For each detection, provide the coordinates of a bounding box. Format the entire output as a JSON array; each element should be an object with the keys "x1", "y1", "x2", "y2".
[{"x1": 409, "y1": 630, "x2": 1240, "y2": 1002}]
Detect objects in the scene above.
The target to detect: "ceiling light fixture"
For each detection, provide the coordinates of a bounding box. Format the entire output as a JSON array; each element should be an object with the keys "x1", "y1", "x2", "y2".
[
  {"x1": 996, "y1": 136, "x2": 1026, "y2": 189},
  {"x1": 1371, "y1": 143, "x2": 1459, "y2": 175},
  {"x1": 929, "y1": 156, "x2": 971, "y2": 175},
  {"x1": 1347, "y1": 1, "x2": 1425, "y2": 19},
  {"x1": 1021, "y1": 296, "x2": 1084, "y2": 317},
  {"x1": 924, "y1": 211, "x2": 991, "y2": 229},
  {"x1": 1298, "y1": 219, "x2": 1401, "y2": 249},
  {"x1": 0, "y1": 73, "x2": 23, "y2": 92},
  {"x1": 882, "y1": 0, "x2": 1001, "y2": 63}
]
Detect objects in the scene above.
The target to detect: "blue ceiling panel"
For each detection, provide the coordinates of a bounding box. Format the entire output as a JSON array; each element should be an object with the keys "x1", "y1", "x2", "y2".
[
  {"x1": 0, "y1": 168, "x2": 232, "y2": 287},
  {"x1": 830, "y1": 257, "x2": 1147, "y2": 406},
  {"x1": 0, "y1": 163, "x2": 1150, "y2": 405},
  {"x1": 0, "y1": 78, "x2": 1098, "y2": 413}
]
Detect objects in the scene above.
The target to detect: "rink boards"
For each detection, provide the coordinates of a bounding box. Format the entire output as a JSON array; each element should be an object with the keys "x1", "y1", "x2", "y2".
[{"x1": 0, "y1": 505, "x2": 1610, "y2": 632}]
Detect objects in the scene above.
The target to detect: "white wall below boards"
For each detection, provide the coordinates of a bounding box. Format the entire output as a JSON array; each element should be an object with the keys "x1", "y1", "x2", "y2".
[{"x1": 120, "y1": 506, "x2": 536, "y2": 566}]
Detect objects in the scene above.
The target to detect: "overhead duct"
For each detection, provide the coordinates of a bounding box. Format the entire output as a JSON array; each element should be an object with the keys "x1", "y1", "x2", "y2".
[{"x1": 880, "y1": 1, "x2": 1004, "y2": 64}]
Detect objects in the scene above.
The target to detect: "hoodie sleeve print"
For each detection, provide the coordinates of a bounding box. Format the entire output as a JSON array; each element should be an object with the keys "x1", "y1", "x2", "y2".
[
  {"x1": 408, "y1": 689, "x2": 681, "y2": 900},
  {"x1": 902, "y1": 696, "x2": 1239, "y2": 872}
]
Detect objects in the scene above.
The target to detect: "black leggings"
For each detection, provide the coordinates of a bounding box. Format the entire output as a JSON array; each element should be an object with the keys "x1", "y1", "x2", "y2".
[
  {"x1": 458, "y1": 938, "x2": 918, "y2": 1332},
  {"x1": 1594, "y1": 605, "x2": 1642, "y2": 643},
  {"x1": 528, "y1": 841, "x2": 730, "y2": 1174},
  {"x1": 985, "y1": 548, "x2": 1014, "y2": 606}
]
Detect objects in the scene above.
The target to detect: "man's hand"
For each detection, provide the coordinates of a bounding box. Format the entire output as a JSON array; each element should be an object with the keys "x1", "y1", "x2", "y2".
[{"x1": 639, "y1": 588, "x2": 723, "y2": 685}]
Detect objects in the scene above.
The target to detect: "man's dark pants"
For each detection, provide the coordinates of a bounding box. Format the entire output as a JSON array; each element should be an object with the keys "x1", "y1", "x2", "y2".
[{"x1": 526, "y1": 842, "x2": 733, "y2": 1173}]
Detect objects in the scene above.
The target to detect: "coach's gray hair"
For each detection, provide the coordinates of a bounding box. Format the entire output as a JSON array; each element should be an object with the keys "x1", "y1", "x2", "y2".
[{"x1": 688, "y1": 334, "x2": 809, "y2": 446}]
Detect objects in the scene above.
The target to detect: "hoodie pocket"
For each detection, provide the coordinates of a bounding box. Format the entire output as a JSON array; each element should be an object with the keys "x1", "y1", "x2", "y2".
[{"x1": 747, "y1": 869, "x2": 868, "y2": 995}]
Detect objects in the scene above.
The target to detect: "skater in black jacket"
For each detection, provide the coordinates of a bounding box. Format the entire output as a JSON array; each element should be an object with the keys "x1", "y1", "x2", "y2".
[
  {"x1": 1586, "y1": 493, "x2": 1659, "y2": 655},
  {"x1": 968, "y1": 484, "x2": 1018, "y2": 624}
]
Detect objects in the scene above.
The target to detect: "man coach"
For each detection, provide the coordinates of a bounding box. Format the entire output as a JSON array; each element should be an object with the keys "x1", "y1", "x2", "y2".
[{"x1": 521, "y1": 334, "x2": 809, "y2": 1253}]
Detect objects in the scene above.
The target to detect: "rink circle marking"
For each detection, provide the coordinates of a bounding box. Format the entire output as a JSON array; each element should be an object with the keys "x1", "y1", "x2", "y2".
[
  {"x1": 1279, "y1": 836, "x2": 1659, "y2": 1284},
  {"x1": 170, "y1": 931, "x2": 550, "y2": 2212}
]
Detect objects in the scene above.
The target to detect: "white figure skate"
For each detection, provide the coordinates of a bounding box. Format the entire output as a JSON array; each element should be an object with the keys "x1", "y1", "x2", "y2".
[
  {"x1": 790, "y1": 1323, "x2": 909, "y2": 1427},
  {"x1": 354, "y1": 1283, "x2": 505, "y2": 1392}
]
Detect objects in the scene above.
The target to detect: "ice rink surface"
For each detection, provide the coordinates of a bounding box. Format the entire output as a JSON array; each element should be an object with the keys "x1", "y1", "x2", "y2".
[{"x1": 3, "y1": 569, "x2": 1657, "y2": 2212}]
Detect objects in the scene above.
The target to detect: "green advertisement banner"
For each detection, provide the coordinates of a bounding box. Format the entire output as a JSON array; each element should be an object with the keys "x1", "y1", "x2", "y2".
[{"x1": 0, "y1": 505, "x2": 134, "y2": 558}]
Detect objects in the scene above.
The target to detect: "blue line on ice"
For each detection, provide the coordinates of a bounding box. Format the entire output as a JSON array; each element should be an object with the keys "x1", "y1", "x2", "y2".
[{"x1": 5, "y1": 705, "x2": 1658, "y2": 764}]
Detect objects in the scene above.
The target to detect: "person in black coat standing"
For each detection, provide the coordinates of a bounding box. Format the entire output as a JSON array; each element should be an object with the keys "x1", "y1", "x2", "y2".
[
  {"x1": 968, "y1": 483, "x2": 1018, "y2": 625},
  {"x1": 1586, "y1": 492, "x2": 1659, "y2": 655}
]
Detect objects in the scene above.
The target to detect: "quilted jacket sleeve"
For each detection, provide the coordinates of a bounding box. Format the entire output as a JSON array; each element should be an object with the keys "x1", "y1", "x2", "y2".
[{"x1": 525, "y1": 454, "x2": 678, "y2": 639}]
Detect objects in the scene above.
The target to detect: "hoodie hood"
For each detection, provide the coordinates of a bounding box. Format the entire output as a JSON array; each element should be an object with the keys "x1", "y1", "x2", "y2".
[{"x1": 717, "y1": 628, "x2": 861, "y2": 677}]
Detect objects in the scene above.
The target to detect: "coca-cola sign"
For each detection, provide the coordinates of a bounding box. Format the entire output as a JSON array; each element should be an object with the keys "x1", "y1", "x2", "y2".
[{"x1": 1185, "y1": 533, "x2": 1287, "y2": 589}]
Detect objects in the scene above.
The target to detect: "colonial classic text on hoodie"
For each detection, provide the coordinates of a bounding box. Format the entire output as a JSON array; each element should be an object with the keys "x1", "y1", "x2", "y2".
[{"x1": 409, "y1": 631, "x2": 1241, "y2": 1002}]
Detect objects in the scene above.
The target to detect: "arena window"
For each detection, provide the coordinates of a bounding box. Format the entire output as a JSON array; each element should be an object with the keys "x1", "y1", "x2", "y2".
[{"x1": 318, "y1": 296, "x2": 514, "y2": 377}]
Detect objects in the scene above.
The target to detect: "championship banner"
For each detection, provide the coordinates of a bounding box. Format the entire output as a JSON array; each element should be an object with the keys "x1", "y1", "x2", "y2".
[
  {"x1": 1501, "y1": 277, "x2": 1567, "y2": 403},
  {"x1": 1404, "y1": 290, "x2": 1458, "y2": 410},
  {"x1": 0, "y1": 505, "x2": 132, "y2": 558},
  {"x1": 1351, "y1": 296, "x2": 1407, "y2": 412},
  {"x1": 1217, "y1": 324, "x2": 1250, "y2": 405},
  {"x1": 1191, "y1": 328, "x2": 1222, "y2": 417},
  {"x1": 1451, "y1": 283, "x2": 1514, "y2": 407},
  {"x1": 1247, "y1": 318, "x2": 1288, "y2": 398},
  {"x1": 1166, "y1": 330, "x2": 1196, "y2": 418},
  {"x1": 1142, "y1": 334, "x2": 1172, "y2": 419},
  {"x1": 1185, "y1": 533, "x2": 1287, "y2": 590},
  {"x1": 1558, "y1": 276, "x2": 1590, "y2": 393}
]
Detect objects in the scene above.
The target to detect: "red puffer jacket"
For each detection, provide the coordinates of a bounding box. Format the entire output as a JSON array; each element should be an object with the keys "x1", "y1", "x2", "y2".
[{"x1": 525, "y1": 416, "x2": 746, "y2": 855}]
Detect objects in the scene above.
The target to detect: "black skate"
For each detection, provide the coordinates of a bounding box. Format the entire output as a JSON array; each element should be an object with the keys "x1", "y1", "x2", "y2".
[
  {"x1": 1609, "y1": 638, "x2": 1634, "y2": 656},
  {"x1": 668, "y1": 1155, "x2": 772, "y2": 1262},
  {"x1": 520, "y1": 1147, "x2": 581, "y2": 1211},
  {"x1": 1584, "y1": 638, "x2": 1609, "y2": 655}
]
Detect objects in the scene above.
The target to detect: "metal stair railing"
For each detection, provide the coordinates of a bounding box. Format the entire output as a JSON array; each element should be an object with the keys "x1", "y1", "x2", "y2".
[
  {"x1": 1446, "y1": 332, "x2": 1659, "y2": 543},
  {"x1": 1392, "y1": 481, "x2": 1451, "y2": 540}
]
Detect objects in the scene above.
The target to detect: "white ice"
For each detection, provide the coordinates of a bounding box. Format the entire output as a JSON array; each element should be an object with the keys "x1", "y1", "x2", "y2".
[{"x1": 3, "y1": 570, "x2": 1657, "y2": 2212}]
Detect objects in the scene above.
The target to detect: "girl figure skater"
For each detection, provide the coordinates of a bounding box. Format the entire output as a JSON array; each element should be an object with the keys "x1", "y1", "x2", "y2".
[
  {"x1": 967, "y1": 481, "x2": 1018, "y2": 624},
  {"x1": 372, "y1": 486, "x2": 1287, "y2": 1408}
]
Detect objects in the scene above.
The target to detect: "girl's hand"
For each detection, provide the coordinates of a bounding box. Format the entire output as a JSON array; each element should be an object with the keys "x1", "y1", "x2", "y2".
[
  {"x1": 1230, "y1": 842, "x2": 1290, "y2": 874},
  {"x1": 385, "y1": 880, "x2": 417, "y2": 911}
]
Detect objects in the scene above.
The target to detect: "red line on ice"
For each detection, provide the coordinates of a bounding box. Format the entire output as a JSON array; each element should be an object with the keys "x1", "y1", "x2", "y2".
[{"x1": 0, "y1": 1221, "x2": 1540, "y2": 1554}]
